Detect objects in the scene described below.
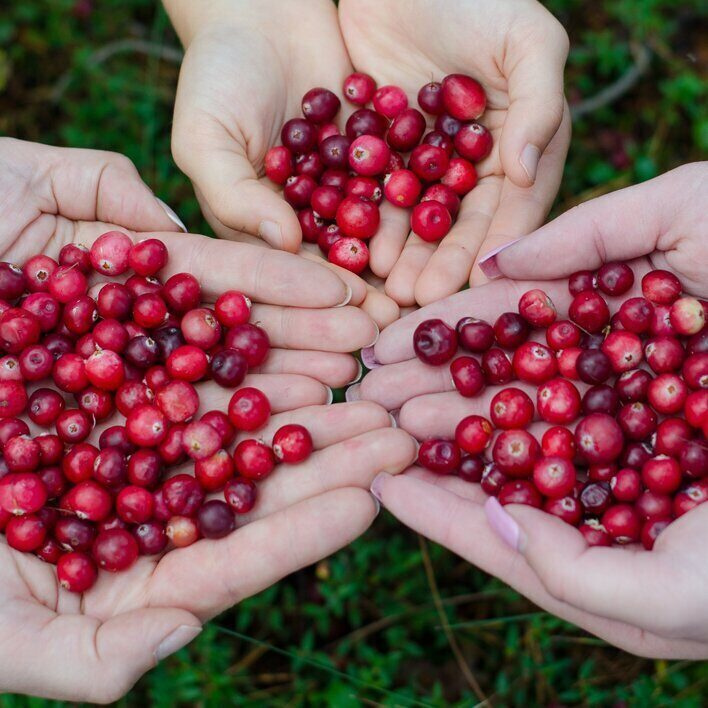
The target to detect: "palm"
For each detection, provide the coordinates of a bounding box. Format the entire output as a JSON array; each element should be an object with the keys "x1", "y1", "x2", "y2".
[{"x1": 339, "y1": 0, "x2": 570, "y2": 306}]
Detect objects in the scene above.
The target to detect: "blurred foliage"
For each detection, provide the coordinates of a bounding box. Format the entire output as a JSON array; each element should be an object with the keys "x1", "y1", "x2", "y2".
[{"x1": 1, "y1": 0, "x2": 706, "y2": 705}]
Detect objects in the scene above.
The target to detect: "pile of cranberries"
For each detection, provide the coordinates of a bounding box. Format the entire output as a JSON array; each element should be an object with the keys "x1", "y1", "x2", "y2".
[
  {"x1": 0, "y1": 231, "x2": 313, "y2": 593},
  {"x1": 264, "y1": 72, "x2": 490, "y2": 273},
  {"x1": 412, "y1": 264, "x2": 707, "y2": 549}
]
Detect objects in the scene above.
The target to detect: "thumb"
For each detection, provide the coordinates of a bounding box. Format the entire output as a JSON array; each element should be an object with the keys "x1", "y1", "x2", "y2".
[
  {"x1": 481, "y1": 173, "x2": 676, "y2": 281},
  {"x1": 172, "y1": 123, "x2": 302, "y2": 252},
  {"x1": 500, "y1": 21, "x2": 569, "y2": 187},
  {"x1": 19, "y1": 607, "x2": 201, "y2": 702}
]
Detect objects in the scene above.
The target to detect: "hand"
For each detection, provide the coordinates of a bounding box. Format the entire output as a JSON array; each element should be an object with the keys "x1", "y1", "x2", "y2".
[
  {"x1": 357, "y1": 163, "x2": 708, "y2": 658},
  {"x1": 338, "y1": 0, "x2": 571, "y2": 306},
  {"x1": 0, "y1": 137, "x2": 420, "y2": 700}
]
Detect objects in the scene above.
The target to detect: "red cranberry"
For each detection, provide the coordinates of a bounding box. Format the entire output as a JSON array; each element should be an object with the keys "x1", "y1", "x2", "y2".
[
  {"x1": 413, "y1": 319, "x2": 458, "y2": 365},
  {"x1": 0, "y1": 472, "x2": 47, "y2": 515},
  {"x1": 195, "y1": 500, "x2": 235, "y2": 539},
  {"x1": 224, "y1": 323, "x2": 270, "y2": 368},
  {"x1": 0, "y1": 381, "x2": 27, "y2": 419},
  {"x1": 456, "y1": 318, "x2": 494, "y2": 352},
  {"x1": 434, "y1": 112, "x2": 463, "y2": 137},
  {"x1": 115, "y1": 486, "x2": 155, "y2": 524},
  {"x1": 615, "y1": 368, "x2": 652, "y2": 402},
  {"x1": 640, "y1": 517, "x2": 671, "y2": 551},
  {"x1": 636, "y1": 490, "x2": 673, "y2": 521},
  {"x1": 418, "y1": 439, "x2": 461, "y2": 474},
  {"x1": 23, "y1": 255, "x2": 58, "y2": 292},
  {"x1": 490, "y1": 388, "x2": 534, "y2": 429},
  {"x1": 0, "y1": 262, "x2": 27, "y2": 300},
  {"x1": 201, "y1": 410, "x2": 235, "y2": 448},
  {"x1": 4, "y1": 436, "x2": 41, "y2": 473},
  {"x1": 498, "y1": 480, "x2": 542, "y2": 507},
  {"x1": 576, "y1": 349, "x2": 612, "y2": 385},
  {"x1": 641, "y1": 269, "x2": 681, "y2": 304},
  {"x1": 162, "y1": 474, "x2": 205, "y2": 517},
  {"x1": 93, "y1": 528, "x2": 138, "y2": 572},
  {"x1": 450, "y1": 356, "x2": 485, "y2": 397},
  {"x1": 458, "y1": 455, "x2": 485, "y2": 482},
  {"x1": 64, "y1": 481, "x2": 113, "y2": 522},
  {"x1": 57, "y1": 551, "x2": 97, "y2": 592},
  {"x1": 575, "y1": 413, "x2": 623, "y2": 464},
  {"x1": 387, "y1": 108, "x2": 426, "y2": 151},
  {"x1": 569, "y1": 290, "x2": 610, "y2": 333},
  {"x1": 384, "y1": 169, "x2": 422, "y2": 208},
  {"x1": 536, "y1": 378, "x2": 581, "y2": 424},
  {"x1": 641, "y1": 455, "x2": 681, "y2": 495},
  {"x1": 93, "y1": 447, "x2": 128, "y2": 489},
  {"x1": 647, "y1": 373, "x2": 687, "y2": 414},
  {"x1": 455, "y1": 415, "x2": 493, "y2": 455},
  {"x1": 180, "y1": 307, "x2": 221, "y2": 350},
  {"x1": 492, "y1": 430, "x2": 540, "y2": 478},
  {"x1": 544, "y1": 496, "x2": 583, "y2": 525},
  {"x1": 22, "y1": 293, "x2": 61, "y2": 332},
  {"x1": 126, "y1": 405, "x2": 167, "y2": 447},
  {"x1": 62, "y1": 443, "x2": 99, "y2": 484},
  {"x1": 115, "y1": 381, "x2": 153, "y2": 417},
  {"x1": 223, "y1": 476, "x2": 257, "y2": 514},
  {"x1": 166, "y1": 345, "x2": 208, "y2": 382},
  {"x1": 533, "y1": 456, "x2": 575, "y2": 498},
  {"x1": 264, "y1": 146, "x2": 294, "y2": 184},
  {"x1": 620, "y1": 442, "x2": 653, "y2": 470},
  {"x1": 512, "y1": 342, "x2": 558, "y2": 383},
  {"x1": 0, "y1": 308, "x2": 41, "y2": 353},
  {"x1": 228, "y1": 387, "x2": 271, "y2": 431},
  {"x1": 89, "y1": 231, "x2": 132, "y2": 275},
  {"x1": 372, "y1": 85, "x2": 408, "y2": 118},
  {"x1": 345, "y1": 176, "x2": 383, "y2": 204},
  {"x1": 541, "y1": 426, "x2": 575, "y2": 459},
  {"x1": 343, "y1": 72, "x2": 376, "y2": 105},
  {"x1": 596, "y1": 262, "x2": 634, "y2": 295},
  {"x1": 96, "y1": 282, "x2": 133, "y2": 321},
  {"x1": 610, "y1": 468, "x2": 642, "y2": 502},
  {"x1": 410, "y1": 201, "x2": 451, "y2": 242},
  {"x1": 602, "y1": 504, "x2": 641, "y2": 544},
  {"x1": 409, "y1": 144, "x2": 450, "y2": 182},
  {"x1": 55, "y1": 408, "x2": 92, "y2": 444},
  {"x1": 301, "y1": 87, "x2": 340, "y2": 123},
  {"x1": 617, "y1": 402, "x2": 657, "y2": 440},
  {"x1": 417, "y1": 81, "x2": 443, "y2": 114},
  {"x1": 441, "y1": 74, "x2": 486, "y2": 120},
  {"x1": 440, "y1": 157, "x2": 477, "y2": 195},
  {"x1": 319, "y1": 135, "x2": 352, "y2": 170},
  {"x1": 281, "y1": 118, "x2": 317, "y2": 154},
  {"x1": 162, "y1": 273, "x2": 200, "y2": 314},
  {"x1": 214, "y1": 291, "x2": 251, "y2": 328},
  {"x1": 480, "y1": 464, "x2": 507, "y2": 496},
  {"x1": 182, "y1": 420, "x2": 222, "y2": 461},
  {"x1": 568, "y1": 270, "x2": 596, "y2": 295},
  {"x1": 579, "y1": 520, "x2": 612, "y2": 547},
  {"x1": 517, "y1": 289, "x2": 556, "y2": 328},
  {"x1": 674, "y1": 481, "x2": 708, "y2": 517},
  {"x1": 453, "y1": 122, "x2": 492, "y2": 162},
  {"x1": 134, "y1": 521, "x2": 167, "y2": 555},
  {"x1": 272, "y1": 424, "x2": 313, "y2": 464},
  {"x1": 335, "y1": 196, "x2": 380, "y2": 239},
  {"x1": 345, "y1": 109, "x2": 388, "y2": 140},
  {"x1": 493, "y1": 312, "x2": 530, "y2": 349},
  {"x1": 581, "y1": 384, "x2": 619, "y2": 416},
  {"x1": 579, "y1": 482, "x2": 612, "y2": 516},
  {"x1": 422, "y1": 131, "x2": 454, "y2": 157},
  {"x1": 194, "y1": 449, "x2": 234, "y2": 492},
  {"x1": 157, "y1": 424, "x2": 186, "y2": 466},
  {"x1": 232, "y1": 439, "x2": 275, "y2": 480},
  {"x1": 618, "y1": 297, "x2": 653, "y2": 333},
  {"x1": 644, "y1": 336, "x2": 685, "y2": 374},
  {"x1": 348, "y1": 135, "x2": 390, "y2": 176},
  {"x1": 421, "y1": 183, "x2": 460, "y2": 217},
  {"x1": 481, "y1": 348, "x2": 513, "y2": 384},
  {"x1": 127, "y1": 238, "x2": 168, "y2": 276},
  {"x1": 166, "y1": 515, "x2": 199, "y2": 547},
  {"x1": 683, "y1": 353, "x2": 708, "y2": 390}
]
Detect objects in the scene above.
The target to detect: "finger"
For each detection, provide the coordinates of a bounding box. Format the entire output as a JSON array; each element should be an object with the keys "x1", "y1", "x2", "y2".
[
  {"x1": 12, "y1": 606, "x2": 200, "y2": 703},
  {"x1": 150, "y1": 487, "x2": 377, "y2": 617},
  {"x1": 254, "y1": 349, "x2": 361, "y2": 388},
  {"x1": 242, "y1": 427, "x2": 417, "y2": 521},
  {"x1": 368, "y1": 201, "x2": 414, "y2": 278},
  {"x1": 486, "y1": 168, "x2": 689, "y2": 281},
  {"x1": 471, "y1": 108, "x2": 571, "y2": 286},
  {"x1": 500, "y1": 17, "x2": 569, "y2": 187},
  {"x1": 172, "y1": 115, "x2": 301, "y2": 251},
  {"x1": 60, "y1": 223, "x2": 352, "y2": 309},
  {"x1": 371, "y1": 472, "x2": 708, "y2": 659},
  {"x1": 359, "y1": 284, "x2": 402, "y2": 330},
  {"x1": 30, "y1": 141, "x2": 184, "y2": 233},
  {"x1": 413, "y1": 176, "x2": 501, "y2": 305},
  {"x1": 250, "y1": 304, "x2": 378, "y2": 352},
  {"x1": 384, "y1": 235, "x2": 436, "y2": 306}
]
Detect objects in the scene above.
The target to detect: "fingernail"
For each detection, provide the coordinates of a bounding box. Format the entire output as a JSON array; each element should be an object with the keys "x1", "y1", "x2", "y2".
[
  {"x1": 477, "y1": 237, "x2": 524, "y2": 280},
  {"x1": 360, "y1": 345, "x2": 381, "y2": 370},
  {"x1": 336, "y1": 284, "x2": 352, "y2": 307},
  {"x1": 259, "y1": 220, "x2": 284, "y2": 249},
  {"x1": 325, "y1": 387, "x2": 334, "y2": 405},
  {"x1": 388, "y1": 412, "x2": 398, "y2": 428},
  {"x1": 346, "y1": 359, "x2": 364, "y2": 386},
  {"x1": 370, "y1": 492, "x2": 381, "y2": 516},
  {"x1": 155, "y1": 624, "x2": 202, "y2": 662},
  {"x1": 157, "y1": 199, "x2": 187, "y2": 233},
  {"x1": 484, "y1": 497, "x2": 522, "y2": 551},
  {"x1": 365, "y1": 324, "x2": 380, "y2": 349},
  {"x1": 520, "y1": 144, "x2": 540, "y2": 183},
  {"x1": 370, "y1": 472, "x2": 390, "y2": 504},
  {"x1": 345, "y1": 383, "x2": 361, "y2": 402}
]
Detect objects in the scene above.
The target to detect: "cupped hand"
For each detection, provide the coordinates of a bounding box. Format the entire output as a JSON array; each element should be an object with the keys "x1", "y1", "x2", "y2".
[
  {"x1": 338, "y1": 0, "x2": 571, "y2": 306},
  {"x1": 358, "y1": 163, "x2": 708, "y2": 658},
  {"x1": 0, "y1": 138, "x2": 423, "y2": 700}
]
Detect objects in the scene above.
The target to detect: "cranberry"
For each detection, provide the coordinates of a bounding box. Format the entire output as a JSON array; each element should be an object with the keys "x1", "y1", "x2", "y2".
[
  {"x1": 162, "y1": 273, "x2": 200, "y2": 314},
  {"x1": 557, "y1": 347, "x2": 582, "y2": 379},
  {"x1": 166, "y1": 345, "x2": 208, "y2": 381},
  {"x1": 152, "y1": 327, "x2": 184, "y2": 362},
  {"x1": 319, "y1": 135, "x2": 352, "y2": 170},
  {"x1": 264, "y1": 146, "x2": 294, "y2": 184},
  {"x1": 232, "y1": 439, "x2": 275, "y2": 480},
  {"x1": 456, "y1": 318, "x2": 494, "y2": 352},
  {"x1": 64, "y1": 481, "x2": 113, "y2": 522},
  {"x1": 493, "y1": 312, "x2": 530, "y2": 349},
  {"x1": 162, "y1": 474, "x2": 205, "y2": 517},
  {"x1": 127, "y1": 238, "x2": 168, "y2": 277},
  {"x1": 54, "y1": 517, "x2": 96, "y2": 552},
  {"x1": 640, "y1": 517, "x2": 671, "y2": 551},
  {"x1": 458, "y1": 455, "x2": 485, "y2": 482},
  {"x1": 196, "y1": 500, "x2": 235, "y2": 539},
  {"x1": 618, "y1": 297, "x2": 653, "y2": 333},
  {"x1": 56, "y1": 408, "x2": 92, "y2": 444},
  {"x1": 644, "y1": 336, "x2": 685, "y2": 374},
  {"x1": 610, "y1": 468, "x2": 642, "y2": 502},
  {"x1": 0, "y1": 381, "x2": 27, "y2": 418},
  {"x1": 384, "y1": 169, "x2": 422, "y2": 208},
  {"x1": 541, "y1": 426, "x2": 575, "y2": 459},
  {"x1": 281, "y1": 118, "x2": 317, "y2": 154},
  {"x1": 581, "y1": 384, "x2": 619, "y2": 416},
  {"x1": 387, "y1": 108, "x2": 426, "y2": 151},
  {"x1": 335, "y1": 196, "x2": 380, "y2": 239},
  {"x1": 576, "y1": 349, "x2": 612, "y2": 384},
  {"x1": 602, "y1": 504, "x2": 640, "y2": 544},
  {"x1": 575, "y1": 413, "x2": 623, "y2": 464},
  {"x1": 301, "y1": 87, "x2": 340, "y2": 123},
  {"x1": 579, "y1": 482, "x2": 612, "y2": 515},
  {"x1": 23, "y1": 255, "x2": 58, "y2": 292},
  {"x1": 481, "y1": 348, "x2": 514, "y2": 384},
  {"x1": 115, "y1": 380, "x2": 153, "y2": 417},
  {"x1": 490, "y1": 388, "x2": 534, "y2": 429},
  {"x1": 413, "y1": 319, "x2": 458, "y2": 365},
  {"x1": 272, "y1": 424, "x2": 313, "y2": 464},
  {"x1": 180, "y1": 307, "x2": 221, "y2": 350},
  {"x1": 345, "y1": 176, "x2": 383, "y2": 204},
  {"x1": 544, "y1": 496, "x2": 583, "y2": 525},
  {"x1": 579, "y1": 521, "x2": 612, "y2": 547},
  {"x1": 422, "y1": 131, "x2": 454, "y2": 157},
  {"x1": 57, "y1": 551, "x2": 97, "y2": 592},
  {"x1": 450, "y1": 356, "x2": 485, "y2": 397},
  {"x1": 454, "y1": 123, "x2": 492, "y2": 164},
  {"x1": 588, "y1": 463, "x2": 617, "y2": 482},
  {"x1": 126, "y1": 405, "x2": 167, "y2": 447},
  {"x1": 434, "y1": 112, "x2": 463, "y2": 137},
  {"x1": 97, "y1": 282, "x2": 133, "y2": 321},
  {"x1": 0, "y1": 308, "x2": 41, "y2": 353},
  {"x1": 410, "y1": 201, "x2": 451, "y2": 242},
  {"x1": 224, "y1": 477, "x2": 257, "y2": 514},
  {"x1": 674, "y1": 481, "x2": 708, "y2": 517},
  {"x1": 134, "y1": 521, "x2": 167, "y2": 555},
  {"x1": 418, "y1": 439, "x2": 461, "y2": 474},
  {"x1": 670, "y1": 296, "x2": 705, "y2": 335},
  {"x1": 93, "y1": 528, "x2": 138, "y2": 572},
  {"x1": 213, "y1": 291, "x2": 251, "y2": 329},
  {"x1": 0, "y1": 262, "x2": 27, "y2": 300},
  {"x1": 480, "y1": 464, "x2": 508, "y2": 496},
  {"x1": 93, "y1": 447, "x2": 128, "y2": 489},
  {"x1": 4, "y1": 436, "x2": 41, "y2": 473},
  {"x1": 615, "y1": 368, "x2": 652, "y2": 402},
  {"x1": 455, "y1": 415, "x2": 493, "y2": 455},
  {"x1": 498, "y1": 480, "x2": 542, "y2": 507},
  {"x1": 310, "y1": 185, "x2": 343, "y2": 220},
  {"x1": 124, "y1": 335, "x2": 159, "y2": 369},
  {"x1": 115, "y1": 485, "x2": 154, "y2": 524},
  {"x1": 492, "y1": 429, "x2": 540, "y2": 478},
  {"x1": 533, "y1": 456, "x2": 575, "y2": 498},
  {"x1": 417, "y1": 81, "x2": 443, "y2": 114},
  {"x1": 61, "y1": 443, "x2": 98, "y2": 484},
  {"x1": 440, "y1": 157, "x2": 477, "y2": 195},
  {"x1": 89, "y1": 231, "x2": 132, "y2": 275},
  {"x1": 37, "y1": 465, "x2": 66, "y2": 499},
  {"x1": 345, "y1": 109, "x2": 388, "y2": 140},
  {"x1": 620, "y1": 442, "x2": 653, "y2": 470},
  {"x1": 182, "y1": 420, "x2": 222, "y2": 461},
  {"x1": 166, "y1": 515, "x2": 199, "y2": 547},
  {"x1": 421, "y1": 184, "x2": 460, "y2": 217},
  {"x1": 371, "y1": 85, "x2": 407, "y2": 118},
  {"x1": 646, "y1": 373, "x2": 687, "y2": 414},
  {"x1": 683, "y1": 353, "x2": 708, "y2": 390},
  {"x1": 687, "y1": 330, "x2": 708, "y2": 356},
  {"x1": 22, "y1": 293, "x2": 61, "y2": 332},
  {"x1": 441, "y1": 74, "x2": 486, "y2": 120},
  {"x1": 536, "y1": 378, "x2": 581, "y2": 424},
  {"x1": 512, "y1": 342, "x2": 558, "y2": 383},
  {"x1": 595, "y1": 262, "x2": 634, "y2": 296},
  {"x1": 228, "y1": 387, "x2": 271, "y2": 431},
  {"x1": 18, "y1": 344, "x2": 53, "y2": 381},
  {"x1": 641, "y1": 269, "x2": 681, "y2": 304},
  {"x1": 409, "y1": 144, "x2": 450, "y2": 182},
  {"x1": 194, "y1": 449, "x2": 234, "y2": 492},
  {"x1": 0, "y1": 472, "x2": 48, "y2": 515},
  {"x1": 224, "y1": 323, "x2": 270, "y2": 367},
  {"x1": 617, "y1": 402, "x2": 657, "y2": 440},
  {"x1": 569, "y1": 290, "x2": 610, "y2": 333},
  {"x1": 157, "y1": 424, "x2": 186, "y2": 466},
  {"x1": 36, "y1": 537, "x2": 62, "y2": 564},
  {"x1": 201, "y1": 410, "x2": 236, "y2": 448},
  {"x1": 685, "y1": 390, "x2": 708, "y2": 430},
  {"x1": 348, "y1": 135, "x2": 390, "y2": 177},
  {"x1": 343, "y1": 72, "x2": 376, "y2": 105},
  {"x1": 636, "y1": 490, "x2": 673, "y2": 520}
]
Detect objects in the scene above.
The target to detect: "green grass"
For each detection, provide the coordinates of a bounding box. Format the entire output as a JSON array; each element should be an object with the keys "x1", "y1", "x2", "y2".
[{"x1": 1, "y1": 0, "x2": 706, "y2": 704}]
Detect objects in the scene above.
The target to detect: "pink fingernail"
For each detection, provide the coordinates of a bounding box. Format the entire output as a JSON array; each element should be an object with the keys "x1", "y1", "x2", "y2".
[
  {"x1": 484, "y1": 497, "x2": 521, "y2": 551},
  {"x1": 361, "y1": 345, "x2": 381, "y2": 369},
  {"x1": 345, "y1": 383, "x2": 361, "y2": 402},
  {"x1": 370, "y1": 472, "x2": 390, "y2": 503},
  {"x1": 477, "y1": 237, "x2": 524, "y2": 279},
  {"x1": 520, "y1": 144, "x2": 541, "y2": 183}
]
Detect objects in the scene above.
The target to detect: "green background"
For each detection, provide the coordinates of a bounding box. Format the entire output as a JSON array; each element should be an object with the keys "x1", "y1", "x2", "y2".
[{"x1": 1, "y1": 1, "x2": 706, "y2": 705}]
